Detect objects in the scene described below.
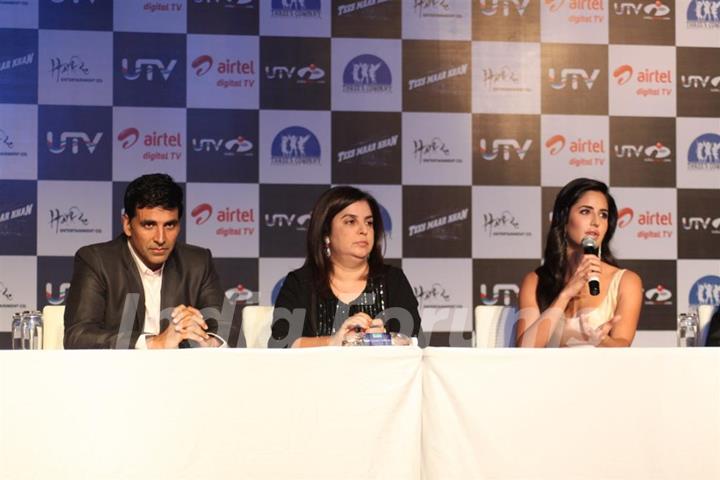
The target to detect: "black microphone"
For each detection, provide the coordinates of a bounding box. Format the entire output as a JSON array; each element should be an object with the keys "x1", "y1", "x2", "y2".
[{"x1": 581, "y1": 237, "x2": 600, "y2": 296}]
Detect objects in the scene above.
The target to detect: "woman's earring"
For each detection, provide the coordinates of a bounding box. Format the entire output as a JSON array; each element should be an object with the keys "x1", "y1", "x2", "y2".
[{"x1": 323, "y1": 237, "x2": 331, "y2": 258}]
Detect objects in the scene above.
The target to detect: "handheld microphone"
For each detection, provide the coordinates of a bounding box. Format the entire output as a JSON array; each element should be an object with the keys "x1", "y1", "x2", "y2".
[{"x1": 581, "y1": 237, "x2": 600, "y2": 296}]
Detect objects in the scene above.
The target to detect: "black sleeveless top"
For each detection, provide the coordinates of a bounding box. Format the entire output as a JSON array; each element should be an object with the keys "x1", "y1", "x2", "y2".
[{"x1": 269, "y1": 264, "x2": 421, "y2": 347}]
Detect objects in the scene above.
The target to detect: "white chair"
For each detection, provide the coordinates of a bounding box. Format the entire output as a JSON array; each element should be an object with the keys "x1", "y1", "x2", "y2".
[
  {"x1": 241, "y1": 305, "x2": 274, "y2": 348},
  {"x1": 698, "y1": 304, "x2": 716, "y2": 347},
  {"x1": 42, "y1": 305, "x2": 65, "y2": 350},
  {"x1": 473, "y1": 305, "x2": 518, "y2": 348}
]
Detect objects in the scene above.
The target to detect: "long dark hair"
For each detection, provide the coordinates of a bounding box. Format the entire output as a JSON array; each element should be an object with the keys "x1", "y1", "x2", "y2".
[
  {"x1": 536, "y1": 178, "x2": 619, "y2": 311},
  {"x1": 305, "y1": 186, "x2": 386, "y2": 297}
]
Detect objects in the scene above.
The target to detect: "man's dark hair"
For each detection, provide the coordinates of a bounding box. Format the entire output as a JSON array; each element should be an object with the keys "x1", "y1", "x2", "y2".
[{"x1": 123, "y1": 173, "x2": 184, "y2": 220}]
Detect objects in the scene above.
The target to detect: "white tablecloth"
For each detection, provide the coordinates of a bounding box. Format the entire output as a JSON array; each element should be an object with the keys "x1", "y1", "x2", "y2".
[
  {"x1": 422, "y1": 347, "x2": 720, "y2": 480},
  {"x1": 0, "y1": 348, "x2": 422, "y2": 480}
]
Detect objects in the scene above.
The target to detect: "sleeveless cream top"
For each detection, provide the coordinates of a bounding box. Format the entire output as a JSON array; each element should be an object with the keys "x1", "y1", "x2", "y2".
[{"x1": 553, "y1": 269, "x2": 626, "y2": 348}]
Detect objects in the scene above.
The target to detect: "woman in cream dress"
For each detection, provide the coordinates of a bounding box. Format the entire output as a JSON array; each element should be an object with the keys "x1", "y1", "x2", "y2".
[{"x1": 516, "y1": 178, "x2": 643, "y2": 347}]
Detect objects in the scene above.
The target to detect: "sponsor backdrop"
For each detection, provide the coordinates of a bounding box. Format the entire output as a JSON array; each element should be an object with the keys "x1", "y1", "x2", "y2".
[{"x1": 0, "y1": 0, "x2": 718, "y2": 346}]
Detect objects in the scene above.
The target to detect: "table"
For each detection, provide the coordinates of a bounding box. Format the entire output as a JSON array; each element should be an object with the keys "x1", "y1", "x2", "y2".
[
  {"x1": 2, "y1": 347, "x2": 719, "y2": 480},
  {"x1": 0, "y1": 348, "x2": 422, "y2": 480},
  {"x1": 423, "y1": 347, "x2": 720, "y2": 480}
]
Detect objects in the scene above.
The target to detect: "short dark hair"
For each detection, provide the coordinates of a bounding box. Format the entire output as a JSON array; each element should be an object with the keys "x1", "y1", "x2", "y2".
[
  {"x1": 123, "y1": 173, "x2": 184, "y2": 220},
  {"x1": 305, "y1": 186, "x2": 386, "y2": 297}
]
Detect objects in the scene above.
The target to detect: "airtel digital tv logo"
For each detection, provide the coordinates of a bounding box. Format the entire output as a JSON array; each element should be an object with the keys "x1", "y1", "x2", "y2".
[
  {"x1": 612, "y1": 65, "x2": 672, "y2": 85},
  {"x1": 121, "y1": 58, "x2": 177, "y2": 81},
  {"x1": 479, "y1": 138, "x2": 532, "y2": 161},
  {"x1": 478, "y1": 0, "x2": 530, "y2": 16},
  {"x1": 545, "y1": 135, "x2": 605, "y2": 154},
  {"x1": 614, "y1": 142, "x2": 671, "y2": 163},
  {"x1": 46, "y1": 131, "x2": 103, "y2": 154},
  {"x1": 117, "y1": 128, "x2": 182, "y2": 150},
  {"x1": 545, "y1": 0, "x2": 604, "y2": 12},
  {"x1": 617, "y1": 207, "x2": 673, "y2": 239},
  {"x1": 613, "y1": 1, "x2": 671, "y2": 19},
  {"x1": 191, "y1": 203, "x2": 255, "y2": 225},
  {"x1": 191, "y1": 55, "x2": 255, "y2": 77},
  {"x1": 548, "y1": 68, "x2": 600, "y2": 90}
]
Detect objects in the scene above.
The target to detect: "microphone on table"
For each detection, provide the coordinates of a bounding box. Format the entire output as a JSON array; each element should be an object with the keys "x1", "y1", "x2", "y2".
[{"x1": 581, "y1": 236, "x2": 600, "y2": 297}]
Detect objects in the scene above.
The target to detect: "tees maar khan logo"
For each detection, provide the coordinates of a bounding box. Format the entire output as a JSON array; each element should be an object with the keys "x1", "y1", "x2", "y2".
[
  {"x1": 614, "y1": 142, "x2": 672, "y2": 163},
  {"x1": 337, "y1": 0, "x2": 392, "y2": 16},
  {"x1": 0, "y1": 203, "x2": 34, "y2": 224},
  {"x1": 482, "y1": 66, "x2": 530, "y2": 93},
  {"x1": 617, "y1": 207, "x2": 673, "y2": 239},
  {"x1": 687, "y1": 0, "x2": 720, "y2": 28},
  {"x1": 613, "y1": 1, "x2": 671, "y2": 19},
  {"x1": 408, "y1": 64, "x2": 468, "y2": 91},
  {"x1": 192, "y1": 135, "x2": 253, "y2": 155},
  {"x1": 343, "y1": 54, "x2": 392, "y2": 93},
  {"x1": 47, "y1": 131, "x2": 103, "y2": 154},
  {"x1": 264, "y1": 212, "x2": 311, "y2": 230},
  {"x1": 479, "y1": 138, "x2": 532, "y2": 161},
  {"x1": 121, "y1": 58, "x2": 177, "y2": 81},
  {"x1": 0, "y1": 53, "x2": 35, "y2": 74},
  {"x1": 545, "y1": 134, "x2": 605, "y2": 167},
  {"x1": 46, "y1": 282, "x2": 70, "y2": 306},
  {"x1": 191, "y1": 55, "x2": 256, "y2": 88},
  {"x1": 682, "y1": 216, "x2": 720, "y2": 233},
  {"x1": 549, "y1": 68, "x2": 600, "y2": 90},
  {"x1": 644, "y1": 284, "x2": 672, "y2": 305},
  {"x1": 689, "y1": 275, "x2": 720, "y2": 306},
  {"x1": 265, "y1": 64, "x2": 326, "y2": 84},
  {"x1": 338, "y1": 134, "x2": 398, "y2": 164},
  {"x1": 270, "y1": 126, "x2": 321, "y2": 165},
  {"x1": 408, "y1": 208, "x2": 469, "y2": 239},
  {"x1": 479, "y1": 283, "x2": 520, "y2": 306},
  {"x1": 479, "y1": 0, "x2": 530, "y2": 16},
  {"x1": 612, "y1": 65, "x2": 672, "y2": 97},
  {"x1": 190, "y1": 203, "x2": 255, "y2": 237},
  {"x1": 680, "y1": 74, "x2": 720, "y2": 93},
  {"x1": 271, "y1": 0, "x2": 321, "y2": 17},
  {"x1": 688, "y1": 133, "x2": 720, "y2": 170}
]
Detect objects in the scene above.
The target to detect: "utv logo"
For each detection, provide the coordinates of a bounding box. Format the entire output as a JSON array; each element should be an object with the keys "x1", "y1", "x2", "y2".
[
  {"x1": 46, "y1": 131, "x2": 103, "y2": 154},
  {"x1": 264, "y1": 212, "x2": 312, "y2": 230},
  {"x1": 680, "y1": 74, "x2": 720, "y2": 93},
  {"x1": 479, "y1": 138, "x2": 532, "y2": 161},
  {"x1": 265, "y1": 64, "x2": 326, "y2": 83},
  {"x1": 121, "y1": 58, "x2": 177, "y2": 81},
  {"x1": 192, "y1": 136, "x2": 254, "y2": 155},
  {"x1": 613, "y1": 1, "x2": 671, "y2": 19},
  {"x1": 614, "y1": 143, "x2": 672, "y2": 163},
  {"x1": 644, "y1": 284, "x2": 672, "y2": 305},
  {"x1": 45, "y1": 282, "x2": 70, "y2": 306},
  {"x1": 270, "y1": 126, "x2": 321, "y2": 165},
  {"x1": 687, "y1": 0, "x2": 720, "y2": 28},
  {"x1": 342, "y1": 54, "x2": 392, "y2": 93},
  {"x1": 681, "y1": 216, "x2": 720, "y2": 233},
  {"x1": 548, "y1": 68, "x2": 600, "y2": 90},
  {"x1": 479, "y1": 283, "x2": 519, "y2": 306},
  {"x1": 271, "y1": 0, "x2": 321, "y2": 17},
  {"x1": 479, "y1": 0, "x2": 530, "y2": 16},
  {"x1": 688, "y1": 133, "x2": 720, "y2": 170}
]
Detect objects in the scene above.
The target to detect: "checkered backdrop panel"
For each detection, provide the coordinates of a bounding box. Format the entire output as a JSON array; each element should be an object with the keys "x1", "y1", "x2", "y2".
[{"x1": 0, "y1": 0, "x2": 718, "y2": 347}]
